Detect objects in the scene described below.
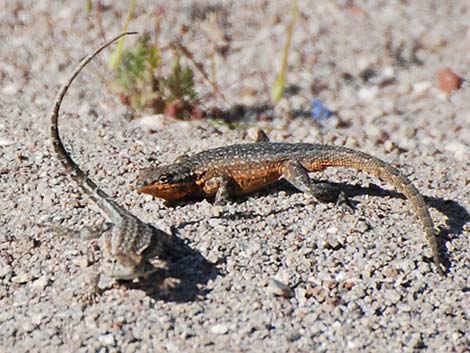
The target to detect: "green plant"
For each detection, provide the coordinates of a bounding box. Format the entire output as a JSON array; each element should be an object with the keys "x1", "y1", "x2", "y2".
[
  {"x1": 115, "y1": 34, "x2": 162, "y2": 113},
  {"x1": 271, "y1": 0, "x2": 298, "y2": 104},
  {"x1": 114, "y1": 34, "x2": 199, "y2": 118},
  {"x1": 109, "y1": 0, "x2": 137, "y2": 70},
  {"x1": 162, "y1": 54, "x2": 197, "y2": 104}
]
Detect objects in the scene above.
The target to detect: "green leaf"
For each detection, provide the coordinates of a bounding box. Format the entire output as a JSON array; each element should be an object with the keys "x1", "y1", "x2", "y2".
[{"x1": 109, "y1": 0, "x2": 137, "y2": 70}]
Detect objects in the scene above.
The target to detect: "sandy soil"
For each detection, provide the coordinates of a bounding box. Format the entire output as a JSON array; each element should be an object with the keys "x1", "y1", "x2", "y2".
[{"x1": 1, "y1": 1, "x2": 469, "y2": 352}]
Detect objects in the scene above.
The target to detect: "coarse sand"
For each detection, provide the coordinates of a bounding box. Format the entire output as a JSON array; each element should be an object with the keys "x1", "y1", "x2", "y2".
[{"x1": 1, "y1": 1, "x2": 469, "y2": 352}]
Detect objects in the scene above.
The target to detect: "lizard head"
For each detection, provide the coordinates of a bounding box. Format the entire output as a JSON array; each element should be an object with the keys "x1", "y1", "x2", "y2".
[{"x1": 136, "y1": 164, "x2": 197, "y2": 200}]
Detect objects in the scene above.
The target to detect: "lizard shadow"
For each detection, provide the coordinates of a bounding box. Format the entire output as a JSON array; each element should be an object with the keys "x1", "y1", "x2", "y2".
[
  {"x1": 261, "y1": 180, "x2": 469, "y2": 271},
  {"x1": 337, "y1": 182, "x2": 469, "y2": 270},
  {"x1": 279, "y1": 181, "x2": 468, "y2": 271},
  {"x1": 121, "y1": 231, "x2": 221, "y2": 303},
  {"x1": 422, "y1": 195, "x2": 469, "y2": 271},
  {"x1": 169, "y1": 179, "x2": 469, "y2": 273}
]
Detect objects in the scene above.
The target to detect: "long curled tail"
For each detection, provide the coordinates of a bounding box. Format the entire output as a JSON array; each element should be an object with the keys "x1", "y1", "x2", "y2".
[
  {"x1": 309, "y1": 145, "x2": 445, "y2": 275},
  {"x1": 49, "y1": 32, "x2": 137, "y2": 219}
]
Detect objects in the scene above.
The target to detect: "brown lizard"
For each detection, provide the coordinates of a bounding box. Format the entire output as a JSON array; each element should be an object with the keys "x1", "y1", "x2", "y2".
[
  {"x1": 136, "y1": 140, "x2": 445, "y2": 275},
  {"x1": 49, "y1": 32, "x2": 173, "y2": 281}
]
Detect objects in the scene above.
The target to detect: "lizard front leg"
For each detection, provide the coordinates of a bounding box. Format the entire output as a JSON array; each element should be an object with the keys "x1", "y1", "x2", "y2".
[
  {"x1": 79, "y1": 221, "x2": 113, "y2": 240},
  {"x1": 280, "y1": 159, "x2": 353, "y2": 208},
  {"x1": 203, "y1": 175, "x2": 238, "y2": 205},
  {"x1": 252, "y1": 128, "x2": 270, "y2": 142}
]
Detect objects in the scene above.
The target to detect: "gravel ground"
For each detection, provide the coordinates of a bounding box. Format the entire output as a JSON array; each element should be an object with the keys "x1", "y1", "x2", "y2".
[{"x1": 1, "y1": 1, "x2": 469, "y2": 352}]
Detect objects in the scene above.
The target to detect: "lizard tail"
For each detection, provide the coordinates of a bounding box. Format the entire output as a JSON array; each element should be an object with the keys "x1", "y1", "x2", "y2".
[
  {"x1": 48, "y1": 32, "x2": 137, "y2": 217},
  {"x1": 310, "y1": 146, "x2": 444, "y2": 275}
]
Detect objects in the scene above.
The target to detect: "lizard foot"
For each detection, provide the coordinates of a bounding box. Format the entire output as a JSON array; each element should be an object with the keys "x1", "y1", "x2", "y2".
[
  {"x1": 76, "y1": 270, "x2": 116, "y2": 305},
  {"x1": 310, "y1": 183, "x2": 355, "y2": 209}
]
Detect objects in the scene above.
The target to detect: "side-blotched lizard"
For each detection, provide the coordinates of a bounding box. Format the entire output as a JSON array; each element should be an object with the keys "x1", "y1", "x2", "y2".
[
  {"x1": 136, "y1": 139, "x2": 445, "y2": 276},
  {"x1": 49, "y1": 32, "x2": 172, "y2": 281}
]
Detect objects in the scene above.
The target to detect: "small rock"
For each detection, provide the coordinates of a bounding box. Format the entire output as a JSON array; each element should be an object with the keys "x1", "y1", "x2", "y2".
[
  {"x1": 412, "y1": 81, "x2": 432, "y2": 95},
  {"x1": 0, "y1": 137, "x2": 14, "y2": 146},
  {"x1": 2, "y1": 84, "x2": 19, "y2": 96},
  {"x1": 326, "y1": 226, "x2": 338, "y2": 234},
  {"x1": 354, "y1": 219, "x2": 371, "y2": 233},
  {"x1": 445, "y1": 141, "x2": 468, "y2": 161},
  {"x1": 41, "y1": 193, "x2": 54, "y2": 209},
  {"x1": 134, "y1": 114, "x2": 166, "y2": 132},
  {"x1": 12, "y1": 272, "x2": 31, "y2": 284},
  {"x1": 296, "y1": 287, "x2": 308, "y2": 305},
  {"x1": 165, "y1": 341, "x2": 181, "y2": 352},
  {"x1": 383, "y1": 140, "x2": 395, "y2": 153},
  {"x1": 0, "y1": 258, "x2": 12, "y2": 278},
  {"x1": 267, "y1": 278, "x2": 294, "y2": 298},
  {"x1": 357, "y1": 86, "x2": 379, "y2": 101},
  {"x1": 210, "y1": 323, "x2": 229, "y2": 335},
  {"x1": 306, "y1": 286, "x2": 326, "y2": 303},
  {"x1": 383, "y1": 289, "x2": 402, "y2": 304},
  {"x1": 397, "y1": 303, "x2": 411, "y2": 312},
  {"x1": 98, "y1": 333, "x2": 115, "y2": 346},
  {"x1": 211, "y1": 206, "x2": 223, "y2": 218},
  {"x1": 21, "y1": 320, "x2": 35, "y2": 333},
  {"x1": 31, "y1": 275, "x2": 50, "y2": 291},
  {"x1": 31, "y1": 313, "x2": 44, "y2": 326},
  {"x1": 382, "y1": 66, "x2": 395, "y2": 79},
  {"x1": 207, "y1": 250, "x2": 222, "y2": 264},
  {"x1": 207, "y1": 217, "x2": 223, "y2": 228},
  {"x1": 437, "y1": 68, "x2": 462, "y2": 93},
  {"x1": 383, "y1": 267, "x2": 399, "y2": 279}
]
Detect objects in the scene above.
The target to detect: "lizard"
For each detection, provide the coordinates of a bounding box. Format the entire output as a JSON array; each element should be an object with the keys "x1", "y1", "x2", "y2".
[
  {"x1": 136, "y1": 139, "x2": 445, "y2": 276},
  {"x1": 49, "y1": 32, "x2": 173, "y2": 282}
]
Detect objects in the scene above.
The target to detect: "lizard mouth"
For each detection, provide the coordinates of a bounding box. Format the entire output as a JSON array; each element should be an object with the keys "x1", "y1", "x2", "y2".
[{"x1": 136, "y1": 182, "x2": 193, "y2": 200}]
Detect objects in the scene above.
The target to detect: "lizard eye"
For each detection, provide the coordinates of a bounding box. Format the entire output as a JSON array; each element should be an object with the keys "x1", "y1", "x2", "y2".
[{"x1": 158, "y1": 174, "x2": 170, "y2": 184}]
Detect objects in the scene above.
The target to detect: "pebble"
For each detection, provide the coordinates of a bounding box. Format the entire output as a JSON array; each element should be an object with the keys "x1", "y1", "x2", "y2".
[
  {"x1": 31, "y1": 313, "x2": 44, "y2": 326},
  {"x1": 31, "y1": 275, "x2": 50, "y2": 291},
  {"x1": 267, "y1": 278, "x2": 294, "y2": 298},
  {"x1": 41, "y1": 193, "x2": 55, "y2": 209},
  {"x1": 383, "y1": 289, "x2": 402, "y2": 304},
  {"x1": 437, "y1": 68, "x2": 462, "y2": 93},
  {"x1": 133, "y1": 114, "x2": 167, "y2": 132},
  {"x1": 12, "y1": 272, "x2": 31, "y2": 284},
  {"x1": 210, "y1": 323, "x2": 229, "y2": 335},
  {"x1": 383, "y1": 140, "x2": 395, "y2": 152},
  {"x1": 98, "y1": 333, "x2": 116, "y2": 346},
  {"x1": 412, "y1": 81, "x2": 432, "y2": 95},
  {"x1": 165, "y1": 341, "x2": 181, "y2": 352},
  {"x1": 357, "y1": 86, "x2": 379, "y2": 101},
  {"x1": 444, "y1": 141, "x2": 468, "y2": 161},
  {"x1": 0, "y1": 258, "x2": 12, "y2": 278},
  {"x1": 21, "y1": 320, "x2": 35, "y2": 333},
  {"x1": 0, "y1": 137, "x2": 15, "y2": 146}
]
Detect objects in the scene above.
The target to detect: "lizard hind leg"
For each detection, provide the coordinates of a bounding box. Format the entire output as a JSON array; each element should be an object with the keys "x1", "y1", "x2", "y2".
[
  {"x1": 106, "y1": 256, "x2": 157, "y2": 281},
  {"x1": 280, "y1": 159, "x2": 353, "y2": 208}
]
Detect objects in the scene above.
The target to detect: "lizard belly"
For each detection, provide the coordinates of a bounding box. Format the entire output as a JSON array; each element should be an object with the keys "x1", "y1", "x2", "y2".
[
  {"x1": 198, "y1": 167, "x2": 281, "y2": 197},
  {"x1": 231, "y1": 168, "x2": 281, "y2": 195}
]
